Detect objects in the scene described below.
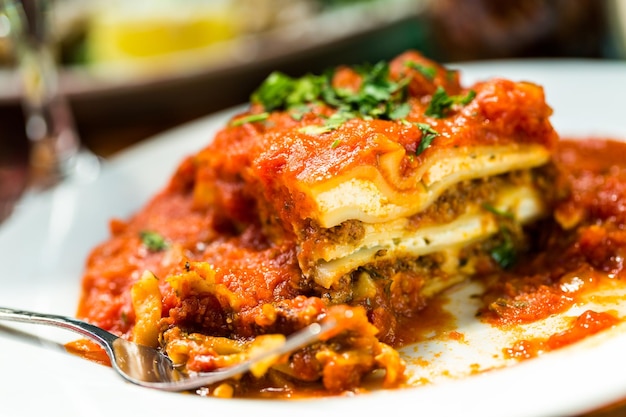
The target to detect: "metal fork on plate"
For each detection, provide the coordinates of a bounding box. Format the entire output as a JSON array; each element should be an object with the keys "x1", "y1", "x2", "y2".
[{"x1": 0, "y1": 306, "x2": 335, "y2": 392}]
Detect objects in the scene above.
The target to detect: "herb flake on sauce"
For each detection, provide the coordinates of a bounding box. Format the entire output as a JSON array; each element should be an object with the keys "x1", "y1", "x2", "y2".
[{"x1": 140, "y1": 230, "x2": 168, "y2": 252}]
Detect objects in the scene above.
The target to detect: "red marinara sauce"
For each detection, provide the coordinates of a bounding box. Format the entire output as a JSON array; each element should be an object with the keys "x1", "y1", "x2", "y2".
[
  {"x1": 480, "y1": 138, "x2": 626, "y2": 353},
  {"x1": 504, "y1": 310, "x2": 620, "y2": 360}
]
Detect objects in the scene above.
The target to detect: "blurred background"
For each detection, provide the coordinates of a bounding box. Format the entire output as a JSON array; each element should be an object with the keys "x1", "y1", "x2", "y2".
[{"x1": 0, "y1": 0, "x2": 623, "y2": 162}]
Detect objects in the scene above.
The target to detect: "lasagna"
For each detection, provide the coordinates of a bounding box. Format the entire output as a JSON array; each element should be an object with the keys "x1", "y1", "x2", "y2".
[{"x1": 77, "y1": 51, "x2": 558, "y2": 396}]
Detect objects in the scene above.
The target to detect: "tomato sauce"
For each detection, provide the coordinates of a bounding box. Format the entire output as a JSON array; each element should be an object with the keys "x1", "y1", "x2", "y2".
[
  {"x1": 480, "y1": 138, "x2": 626, "y2": 357},
  {"x1": 504, "y1": 310, "x2": 620, "y2": 360},
  {"x1": 65, "y1": 339, "x2": 111, "y2": 367},
  {"x1": 73, "y1": 130, "x2": 626, "y2": 403},
  {"x1": 74, "y1": 137, "x2": 626, "y2": 392},
  {"x1": 392, "y1": 294, "x2": 457, "y2": 346},
  {"x1": 71, "y1": 50, "x2": 626, "y2": 396}
]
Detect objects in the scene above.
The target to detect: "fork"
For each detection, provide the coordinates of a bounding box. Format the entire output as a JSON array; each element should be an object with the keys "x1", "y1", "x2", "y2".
[{"x1": 0, "y1": 306, "x2": 335, "y2": 392}]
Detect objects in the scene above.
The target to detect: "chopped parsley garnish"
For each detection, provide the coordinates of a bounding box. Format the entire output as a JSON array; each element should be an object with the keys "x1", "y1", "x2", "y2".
[
  {"x1": 424, "y1": 86, "x2": 476, "y2": 119},
  {"x1": 405, "y1": 61, "x2": 436, "y2": 81},
  {"x1": 489, "y1": 227, "x2": 516, "y2": 269},
  {"x1": 288, "y1": 104, "x2": 311, "y2": 121},
  {"x1": 388, "y1": 102, "x2": 411, "y2": 120},
  {"x1": 299, "y1": 110, "x2": 357, "y2": 136},
  {"x1": 286, "y1": 75, "x2": 326, "y2": 107},
  {"x1": 482, "y1": 203, "x2": 515, "y2": 219},
  {"x1": 139, "y1": 230, "x2": 168, "y2": 252},
  {"x1": 252, "y1": 71, "x2": 326, "y2": 112},
  {"x1": 251, "y1": 61, "x2": 413, "y2": 135},
  {"x1": 414, "y1": 122, "x2": 439, "y2": 155},
  {"x1": 230, "y1": 112, "x2": 270, "y2": 127}
]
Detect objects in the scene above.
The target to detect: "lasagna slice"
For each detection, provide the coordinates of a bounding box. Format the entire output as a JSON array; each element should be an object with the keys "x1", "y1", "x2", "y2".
[
  {"x1": 77, "y1": 50, "x2": 558, "y2": 395},
  {"x1": 293, "y1": 137, "x2": 550, "y2": 291},
  {"x1": 192, "y1": 51, "x2": 557, "y2": 340}
]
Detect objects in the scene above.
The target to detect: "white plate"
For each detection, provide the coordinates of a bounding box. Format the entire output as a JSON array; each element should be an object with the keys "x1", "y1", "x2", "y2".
[{"x1": 1, "y1": 60, "x2": 626, "y2": 417}]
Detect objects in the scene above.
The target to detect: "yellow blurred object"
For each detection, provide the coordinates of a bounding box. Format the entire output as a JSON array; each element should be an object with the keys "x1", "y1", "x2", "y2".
[{"x1": 85, "y1": 1, "x2": 239, "y2": 73}]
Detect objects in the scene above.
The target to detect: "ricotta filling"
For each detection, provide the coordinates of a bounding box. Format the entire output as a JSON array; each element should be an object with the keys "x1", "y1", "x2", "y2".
[
  {"x1": 313, "y1": 184, "x2": 545, "y2": 289},
  {"x1": 312, "y1": 144, "x2": 550, "y2": 228}
]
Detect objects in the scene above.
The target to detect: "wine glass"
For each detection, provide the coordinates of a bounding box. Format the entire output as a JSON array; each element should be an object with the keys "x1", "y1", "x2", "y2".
[{"x1": 0, "y1": 0, "x2": 99, "y2": 223}]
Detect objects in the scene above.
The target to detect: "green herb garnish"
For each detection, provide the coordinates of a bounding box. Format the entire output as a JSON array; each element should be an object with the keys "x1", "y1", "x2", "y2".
[
  {"x1": 388, "y1": 102, "x2": 411, "y2": 120},
  {"x1": 230, "y1": 112, "x2": 270, "y2": 127},
  {"x1": 458, "y1": 89, "x2": 477, "y2": 105},
  {"x1": 286, "y1": 75, "x2": 326, "y2": 107},
  {"x1": 140, "y1": 230, "x2": 168, "y2": 252},
  {"x1": 288, "y1": 104, "x2": 312, "y2": 121},
  {"x1": 251, "y1": 72, "x2": 299, "y2": 111},
  {"x1": 489, "y1": 227, "x2": 516, "y2": 269},
  {"x1": 252, "y1": 61, "x2": 413, "y2": 135},
  {"x1": 424, "y1": 86, "x2": 476, "y2": 119},
  {"x1": 482, "y1": 203, "x2": 515, "y2": 220},
  {"x1": 299, "y1": 110, "x2": 356, "y2": 136},
  {"x1": 405, "y1": 61, "x2": 437, "y2": 80},
  {"x1": 251, "y1": 71, "x2": 328, "y2": 113},
  {"x1": 415, "y1": 122, "x2": 439, "y2": 155}
]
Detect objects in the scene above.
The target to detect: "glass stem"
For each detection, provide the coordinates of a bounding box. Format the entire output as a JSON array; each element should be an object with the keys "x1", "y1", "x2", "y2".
[
  {"x1": 2, "y1": 0, "x2": 81, "y2": 189},
  {"x1": 20, "y1": 41, "x2": 80, "y2": 188}
]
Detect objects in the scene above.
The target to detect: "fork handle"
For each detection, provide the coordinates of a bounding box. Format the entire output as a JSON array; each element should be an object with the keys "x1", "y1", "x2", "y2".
[{"x1": 0, "y1": 306, "x2": 118, "y2": 349}]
